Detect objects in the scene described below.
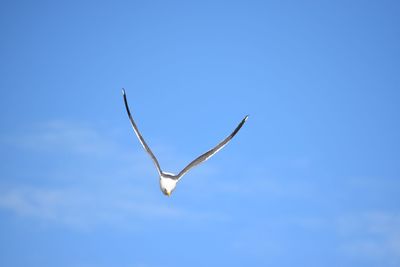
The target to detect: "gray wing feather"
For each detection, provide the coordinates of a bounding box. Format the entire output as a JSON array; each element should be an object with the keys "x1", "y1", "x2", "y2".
[
  {"x1": 176, "y1": 115, "x2": 248, "y2": 180},
  {"x1": 122, "y1": 89, "x2": 162, "y2": 176}
]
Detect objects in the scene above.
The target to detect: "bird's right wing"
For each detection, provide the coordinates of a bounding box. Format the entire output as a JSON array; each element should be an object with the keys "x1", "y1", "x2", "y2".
[
  {"x1": 122, "y1": 89, "x2": 162, "y2": 176},
  {"x1": 176, "y1": 115, "x2": 248, "y2": 180}
]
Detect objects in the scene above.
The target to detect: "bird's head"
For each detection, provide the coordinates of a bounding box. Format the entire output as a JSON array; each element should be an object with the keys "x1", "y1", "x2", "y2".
[{"x1": 162, "y1": 188, "x2": 172, "y2": 197}]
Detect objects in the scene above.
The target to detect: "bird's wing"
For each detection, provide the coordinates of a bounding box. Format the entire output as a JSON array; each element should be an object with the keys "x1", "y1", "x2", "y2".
[
  {"x1": 122, "y1": 89, "x2": 162, "y2": 176},
  {"x1": 176, "y1": 115, "x2": 248, "y2": 180}
]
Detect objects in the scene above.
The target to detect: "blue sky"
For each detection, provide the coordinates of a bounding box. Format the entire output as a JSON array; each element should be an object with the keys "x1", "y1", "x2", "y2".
[{"x1": 1, "y1": 0, "x2": 400, "y2": 266}]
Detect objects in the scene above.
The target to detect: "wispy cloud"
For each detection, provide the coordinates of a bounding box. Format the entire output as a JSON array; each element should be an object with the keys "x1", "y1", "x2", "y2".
[
  {"x1": 0, "y1": 184, "x2": 226, "y2": 230},
  {"x1": 226, "y1": 211, "x2": 400, "y2": 266},
  {"x1": 3, "y1": 120, "x2": 124, "y2": 158},
  {"x1": 336, "y1": 211, "x2": 400, "y2": 265},
  {"x1": 0, "y1": 120, "x2": 227, "y2": 230}
]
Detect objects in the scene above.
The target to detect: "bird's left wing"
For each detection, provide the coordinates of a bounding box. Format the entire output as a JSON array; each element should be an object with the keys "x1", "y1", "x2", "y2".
[
  {"x1": 122, "y1": 89, "x2": 163, "y2": 176},
  {"x1": 175, "y1": 115, "x2": 248, "y2": 180}
]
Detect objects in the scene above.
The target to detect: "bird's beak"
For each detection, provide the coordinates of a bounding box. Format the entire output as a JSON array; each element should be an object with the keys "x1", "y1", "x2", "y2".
[{"x1": 166, "y1": 192, "x2": 171, "y2": 197}]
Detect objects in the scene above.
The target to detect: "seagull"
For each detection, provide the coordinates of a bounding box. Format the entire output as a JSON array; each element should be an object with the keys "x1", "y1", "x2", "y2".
[{"x1": 122, "y1": 89, "x2": 248, "y2": 196}]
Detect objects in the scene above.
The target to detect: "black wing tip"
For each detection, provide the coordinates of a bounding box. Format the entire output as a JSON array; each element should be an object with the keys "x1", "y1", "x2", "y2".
[
  {"x1": 122, "y1": 88, "x2": 126, "y2": 96},
  {"x1": 241, "y1": 115, "x2": 249, "y2": 124}
]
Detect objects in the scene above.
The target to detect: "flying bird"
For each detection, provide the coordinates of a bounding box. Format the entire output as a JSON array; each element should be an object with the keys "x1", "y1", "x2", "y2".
[{"x1": 122, "y1": 89, "x2": 248, "y2": 196}]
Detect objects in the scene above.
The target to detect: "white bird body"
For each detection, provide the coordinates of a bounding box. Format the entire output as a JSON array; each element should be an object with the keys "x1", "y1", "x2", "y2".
[
  {"x1": 122, "y1": 88, "x2": 248, "y2": 196},
  {"x1": 159, "y1": 173, "x2": 177, "y2": 196}
]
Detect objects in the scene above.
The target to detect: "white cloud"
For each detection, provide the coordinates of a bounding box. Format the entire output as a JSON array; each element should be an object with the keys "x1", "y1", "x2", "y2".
[
  {"x1": 0, "y1": 183, "x2": 227, "y2": 230},
  {"x1": 4, "y1": 120, "x2": 124, "y2": 158},
  {"x1": 0, "y1": 120, "x2": 227, "y2": 230},
  {"x1": 337, "y1": 211, "x2": 400, "y2": 265}
]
